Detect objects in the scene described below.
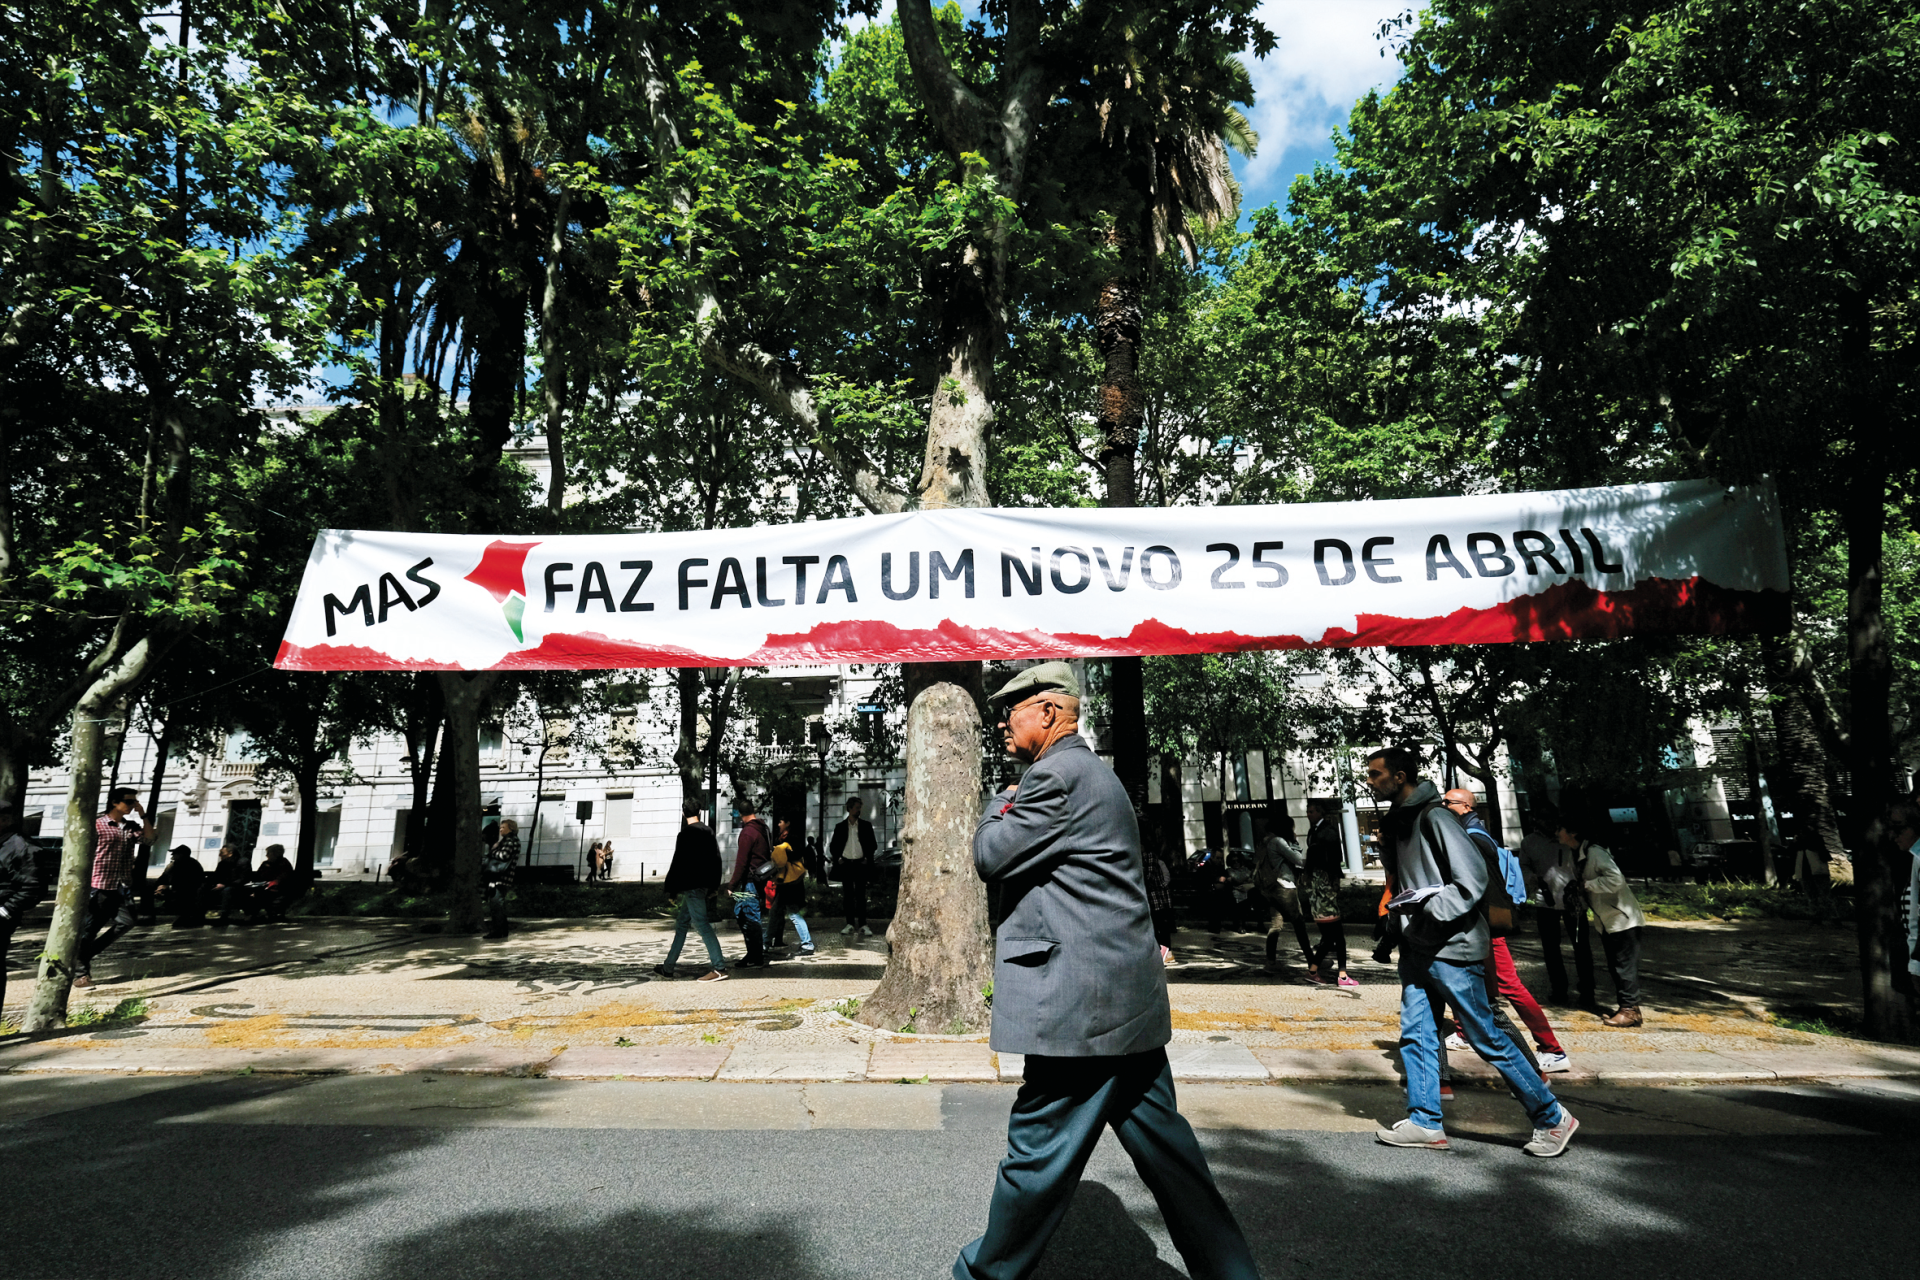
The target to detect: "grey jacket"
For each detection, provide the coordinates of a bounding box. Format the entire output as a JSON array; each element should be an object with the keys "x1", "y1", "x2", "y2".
[
  {"x1": 974, "y1": 733, "x2": 1171, "y2": 1058},
  {"x1": 1381, "y1": 779, "x2": 1489, "y2": 963}
]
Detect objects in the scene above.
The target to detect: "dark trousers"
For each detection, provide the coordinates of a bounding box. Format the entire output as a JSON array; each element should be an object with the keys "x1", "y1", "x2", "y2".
[
  {"x1": 954, "y1": 1048, "x2": 1261, "y2": 1280},
  {"x1": 1, "y1": 922, "x2": 14, "y2": 1015},
  {"x1": 1534, "y1": 903, "x2": 1595, "y2": 1004},
  {"x1": 1599, "y1": 925, "x2": 1643, "y2": 1009},
  {"x1": 80, "y1": 888, "x2": 137, "y2": 974},
  {"x1": 1150, "y1": 907, "x2": 1176, "y2": 949},
  {"x1": 486, "y1": 883, "x2": 510, "y2": 935},
  {"x1": 841, "y1": 861, "x2": 870, "y2": 927},
  {"x1": 1311, "y1": 920, "x2": 1349, "y2": 973},
  {"x1": 1264, "y1": 918, "x2": 1314, "y2": 965}
]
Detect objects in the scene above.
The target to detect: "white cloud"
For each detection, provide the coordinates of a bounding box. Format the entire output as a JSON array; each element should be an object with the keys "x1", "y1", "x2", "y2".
[{"x1": 1238, "y1": 2, "x2": 1409, "y2": 188}]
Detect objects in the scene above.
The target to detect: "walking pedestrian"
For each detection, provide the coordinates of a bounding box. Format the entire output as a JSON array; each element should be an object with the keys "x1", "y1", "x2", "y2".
[
  {"x1": 1251, "y1": 815, "x2": 1313, "y2": 974},
  {"x1": 1557, "y1": 815, "x2": 1647, "y2": 1027},
  {"x1": 957, "y1": 662, "x2": 1263, "y2": 1280},
  {"x1": 1146, "y1": 837, "x2": 1178, "y2": 964},
  {"x1": 1519, "y1": 810, "x2": 1595, "y2": 1007},
  {"x1": 1364, "y1": 746, "x2": 1577, "y2": 1156},
  {"x1": 1439, "y1": 789, "x2": 1569, "y2": 1072},
  {"x1": 654, "y1": 800, "x2": 729, "y2": 982},
  {"x1": 483, "y1": 818, "x2": 520, "y2": 940},
  {"x1": 1303, "y1": 800, "x2": 1356, "y2": 988},
  {"x1": 765, "y1": 815, "x2": 814, "y2": 959},
  {"x1": 1192, "y1": 846, "x2": 1233, "y2": 933},
  {"x1": 75, "y1": 787, "x2": 154, "y2": 987},
  {"x1": 583, "y1": 840, "x2": 600, "y2": 885},
  {"x1": 831, "y1": 796, "x2": 876, "y2": 937},
  {"x1": 0, "y1": 802, "x2": 43, "y2": 1017}
]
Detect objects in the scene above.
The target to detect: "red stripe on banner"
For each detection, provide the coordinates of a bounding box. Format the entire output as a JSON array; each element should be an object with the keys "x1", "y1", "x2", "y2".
[{"x1": 273, "y1": 575, "x2": 1787, "y2": 670}]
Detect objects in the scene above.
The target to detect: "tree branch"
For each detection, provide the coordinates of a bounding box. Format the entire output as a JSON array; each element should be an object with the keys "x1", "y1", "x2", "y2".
[{"x1": 635, "y1": 37, "x2": 907, "y2": 516}]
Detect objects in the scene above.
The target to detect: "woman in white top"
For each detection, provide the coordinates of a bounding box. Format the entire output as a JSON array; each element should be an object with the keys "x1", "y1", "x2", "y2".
[{"x1": 1557, "y1": 816, "x2": 1647, "y2": 1027}]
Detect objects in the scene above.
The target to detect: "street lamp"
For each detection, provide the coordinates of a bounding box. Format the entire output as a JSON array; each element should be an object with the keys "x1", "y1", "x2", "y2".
[{"x1": 704, "y1": 667, "x2": 729, "y2": 828}]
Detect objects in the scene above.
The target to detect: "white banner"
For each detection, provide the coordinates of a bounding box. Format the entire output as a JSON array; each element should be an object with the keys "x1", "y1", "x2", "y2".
[{"x1": 274, "y1": 479, "x2": 1788, "y2": 671}]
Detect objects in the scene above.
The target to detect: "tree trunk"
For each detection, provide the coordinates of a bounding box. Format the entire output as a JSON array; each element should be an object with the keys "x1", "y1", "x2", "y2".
[
  {"x1": 539, "y1": 188, "x2": 573, "y2": 517},
  {"x1": 422, "y1": 721, "x2": 458, "y2": 878},
  {"x1": 436, "y1": 671, "x2": 501, "y2": 934},
  {"x1": 1841, "y1": 289, "x2": 1908, "y2": 1041},
  {"x1": 1762, "y1": 635, "x2": 1847, "y2": 879},
  {"x1": 402, "y1": 674, "x2": 442, "y2": 858},
  {"x1": 858, "y1": 673, "x2": 992, "y2": 1036},
  {"x1": 1095, "y1": 271, "x2": 1144, "y2": 510},
  {"x1": 674, "y1": 667, "x2": 702, "y2": 806},
  {"x1": 293, "y1": 760, "x2": 321, "y2": 877},
  {"x1": 25, "y1": 633, "x2": 156, "y2": 1031},
  {"x1": 914, "y1": 251, "x2": 994, "y2": 510},
  {"x1": 1096, "y1": 269, "x2": 1149, "y2": 817}
]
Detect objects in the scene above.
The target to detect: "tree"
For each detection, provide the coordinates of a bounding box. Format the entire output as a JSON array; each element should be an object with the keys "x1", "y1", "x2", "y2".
[
  {"x1": 6, "y1": 3, "x2": 336, "y2": 1029},
  {"x1": 1279, "y1": 0, "x2": 1919, "y2": 1034}
]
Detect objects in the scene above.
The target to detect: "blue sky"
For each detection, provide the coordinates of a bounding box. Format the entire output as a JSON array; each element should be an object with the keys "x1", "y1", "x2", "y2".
[
  {"x1": 850, "y1": 1, "x2": 1412, "y2": 220},
  {"x1": 1227, "y1": 2, "x2": 1411, "y2": 218}
]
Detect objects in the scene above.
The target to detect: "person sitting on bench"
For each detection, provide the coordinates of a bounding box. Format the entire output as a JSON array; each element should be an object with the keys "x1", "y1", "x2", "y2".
[{"x1": 152, "y1": 846, "x2": 207, "y2": 928}]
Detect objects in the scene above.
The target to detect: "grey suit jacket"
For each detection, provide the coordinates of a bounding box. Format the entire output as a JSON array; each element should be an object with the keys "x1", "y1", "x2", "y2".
[{"x1": 974, "y1": 733, "x2": 1172, "y2": 1057}]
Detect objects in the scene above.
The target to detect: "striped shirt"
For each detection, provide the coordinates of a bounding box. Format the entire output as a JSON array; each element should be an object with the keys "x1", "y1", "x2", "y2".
[{"x1": 91, "y1": 815, "x2": 139, "y2": 891}]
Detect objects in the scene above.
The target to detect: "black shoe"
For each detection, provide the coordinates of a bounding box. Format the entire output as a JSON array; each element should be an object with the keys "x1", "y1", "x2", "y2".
[
  {"x1": 652, "y1": 964, "x2": 678, "y2": 979},
  {"x1": 483, "y1": 930, "x2": 508, "y2": 940},
  {"x1": 799, "y1": 946, "x2": 816, "y2": 956}
]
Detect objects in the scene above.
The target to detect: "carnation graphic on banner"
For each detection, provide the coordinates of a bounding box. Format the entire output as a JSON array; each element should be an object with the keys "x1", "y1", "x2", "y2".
[{"x1": 274, "y1": 480, "x2": 1790, "y2": 671}]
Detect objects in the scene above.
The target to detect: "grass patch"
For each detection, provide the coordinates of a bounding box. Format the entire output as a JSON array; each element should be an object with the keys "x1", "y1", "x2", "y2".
[
  {"x1": 829, "y1": 997, "x2": 863, "y2": 1019},
  {"x1": 1768, "y1": 1004, "x2": 1863, "y2": 1038},
  {"x1": 66, "y1": 997, "x2": 150, "y2": 1028},
  {"x1": 1636, "y1": 882, "x2": 1853, "y2": 924}
]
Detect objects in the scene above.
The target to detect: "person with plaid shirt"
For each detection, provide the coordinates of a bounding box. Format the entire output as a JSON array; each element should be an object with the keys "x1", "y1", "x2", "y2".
[{"x1": 75, "y1": 787, "x2": 154, "y2": 988}]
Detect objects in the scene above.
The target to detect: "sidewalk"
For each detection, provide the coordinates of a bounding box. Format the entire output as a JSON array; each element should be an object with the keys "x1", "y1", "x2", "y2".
[{"x1": 5, "y1": 912, "x2": 1915, "y2": 1086}]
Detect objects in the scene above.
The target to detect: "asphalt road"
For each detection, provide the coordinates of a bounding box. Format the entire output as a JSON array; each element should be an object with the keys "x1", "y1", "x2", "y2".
[{"x1": 2, "y1": 1076, "x2": 1915, "y2": 1280}]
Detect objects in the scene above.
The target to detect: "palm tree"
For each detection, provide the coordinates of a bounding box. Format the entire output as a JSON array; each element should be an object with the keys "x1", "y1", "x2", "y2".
[{"x1": 1081, "y1": 35, "x2": 1258, "y2": 811}]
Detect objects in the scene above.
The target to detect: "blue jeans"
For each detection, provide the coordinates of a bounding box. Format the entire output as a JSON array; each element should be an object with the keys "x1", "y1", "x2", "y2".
[
  {"x1": 1399, "y1": 949, "x2": 1562, "y2": 1131},
  {"x1": 664, "y1": 890, "x2": 727, "y2": 973}
]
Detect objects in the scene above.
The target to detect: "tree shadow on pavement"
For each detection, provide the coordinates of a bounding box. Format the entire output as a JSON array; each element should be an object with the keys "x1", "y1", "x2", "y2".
[{"x1": 1197, "y1": 1120, "x2": 1915, "y2": 1280}]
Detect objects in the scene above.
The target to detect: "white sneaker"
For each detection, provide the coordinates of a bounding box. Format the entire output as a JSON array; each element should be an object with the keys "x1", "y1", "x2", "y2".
[
  {"x1": 1524, "y1": 1109, "x2": 1579, "y2": 1157},
  {"x1": 1538, "y1": 1050, "x2": 1572, "y2": 1074},
  {"x1": 840, "y1": 924, "x2": 856, "y2": 935},
  {"x1": 858, "y1": 925, "x2": 873, "y2": 938},
  {"x1": 1445, "y1": 1032, "x2": 1469, "y2": 1052},
  {"x1": 1375, "y1": 1118, "x2": 1450, "y2": 1150}
]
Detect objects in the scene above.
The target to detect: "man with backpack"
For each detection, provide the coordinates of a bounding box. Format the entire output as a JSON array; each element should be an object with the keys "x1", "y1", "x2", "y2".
[
  {"x1": 729, "y1": 803, "x2": 774, "y2": 967},
  {"x1": 1365, "y1": 746, "x2": 1576, "y2": 1157},
  {"x1": 1441, "y1": 789, "x2": 1570, "y2": 1074}
]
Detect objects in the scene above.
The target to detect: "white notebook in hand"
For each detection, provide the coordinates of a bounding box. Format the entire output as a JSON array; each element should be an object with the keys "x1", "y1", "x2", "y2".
[{"x1": 1385, "y1": 884, "x2": 1444, "y2": 914}]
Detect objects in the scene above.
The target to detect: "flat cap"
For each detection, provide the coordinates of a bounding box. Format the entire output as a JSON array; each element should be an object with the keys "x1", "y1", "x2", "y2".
[{"x1": 989, "y1": 660, "x2": 1080, "y2": 709}]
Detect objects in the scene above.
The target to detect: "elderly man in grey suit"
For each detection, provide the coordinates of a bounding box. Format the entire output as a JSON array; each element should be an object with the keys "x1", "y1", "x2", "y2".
[{"x1": 954, "y1": 662, "x2": 1261, "y2": 1280}]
